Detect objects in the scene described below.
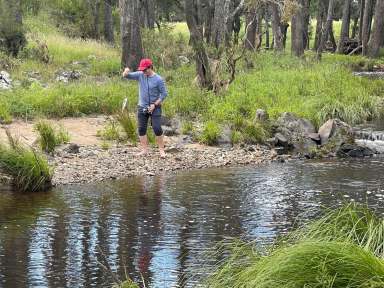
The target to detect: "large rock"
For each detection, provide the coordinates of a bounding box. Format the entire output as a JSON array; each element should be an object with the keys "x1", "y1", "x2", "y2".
[
  {"x1": 336, "y1": 143, "x2": 374, "y2": 158},
  {"x1": 318, "y1": 119, "x2": 354, "y2": 146},
  {"x1": 0, "y1": 71, "x2": 12, "y2": 89},
  {"x1": 273, "y1": 112, "x2": 318, "y2": 154}
]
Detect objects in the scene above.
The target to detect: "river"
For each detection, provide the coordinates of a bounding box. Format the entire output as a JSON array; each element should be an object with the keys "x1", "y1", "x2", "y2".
[{"x1": 0, "y1": 158, "x2": 384, "y2": 287}]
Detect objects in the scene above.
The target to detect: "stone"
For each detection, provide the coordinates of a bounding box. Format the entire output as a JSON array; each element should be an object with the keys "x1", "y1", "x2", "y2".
[
  {"x1": 65, "y1": 143, "x2": 80, "y2": 154},
  {"x1": 218, "y1": 125, "x2": 232, "y2": 146},
  {"x1": 0, "y1": 71, "x2": 12, "y2": 89},
  {"x1": 336, "y1": 143, "x2": 374, "y2": 158},
  {"x1": 56, "y1": 70, "x2": 82, "y2": 83},
  {"x1": 255, "y1": 109, "x2": 269, "y2": 122},
  {"x1": 318, "y1": 119, "x2": 354, "y2": 146},
  {"x1": 162, "y1": 126, "x2": 177, "y2": 136},
  {"x1": 178, "y1": 55, "x2": 190, "y2": 65}
]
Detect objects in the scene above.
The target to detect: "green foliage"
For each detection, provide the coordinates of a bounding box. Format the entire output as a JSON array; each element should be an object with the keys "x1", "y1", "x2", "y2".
[
  {"x1": 116, "y1": 110, "x2": 138, "y2": 145},
  {"x1": 0, "y1": 130, "x2": 52, "y2": 192},
  {"x1": 113, "y1": 279, "x2": 139, "y2": 288},
  {"x1": 142, "y1": 27, "x2": 192, "y2": 69},
  {"x1": 181, "y1": 121, "x2": 194, "y2": 135},
  {"x1": 34, "y1": 120, "x2": 70, "y2": 153},
  {"x1": 200, "y1": 121, "x2": 221, "y2": 146},
  {"x1": 96, "y1": 118, "x2": 121, "y2": 142},
  {"x1": 0, "y1": 101, "x2": 12, "y2": 124},
  {"x1": 205, "y1": 204, "x2": 384, "y2": 288}
]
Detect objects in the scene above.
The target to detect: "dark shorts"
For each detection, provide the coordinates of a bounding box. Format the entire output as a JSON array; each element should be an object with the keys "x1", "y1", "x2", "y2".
[{"x1": 137, "y1": 106, "x2": 163, "y2": 137}]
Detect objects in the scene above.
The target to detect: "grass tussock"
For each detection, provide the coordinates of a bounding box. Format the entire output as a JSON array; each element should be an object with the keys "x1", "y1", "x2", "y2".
[
  {"x1": 205, "y1": 204, "x2": 384, "y2": 288},
  {"x1": 0, "y1": 129, "x2": 52, "y2": 192},
  {"x1": 34, "y1": 120, "x2": 70, "y2": 153}
]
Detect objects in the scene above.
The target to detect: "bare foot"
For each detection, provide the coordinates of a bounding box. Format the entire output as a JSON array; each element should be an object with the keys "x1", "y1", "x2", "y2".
[
  {"x1": 136, "y1": 150, "x2": 148, "y2": 156},
  {"x1": 159, "y1": 150, "x2": 166, "y2": 158}
]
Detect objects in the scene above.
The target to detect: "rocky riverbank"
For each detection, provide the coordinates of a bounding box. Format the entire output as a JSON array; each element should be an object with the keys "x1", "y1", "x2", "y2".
[{"x1": 51, "y1": 143, "x2": 275, "y2": 185}]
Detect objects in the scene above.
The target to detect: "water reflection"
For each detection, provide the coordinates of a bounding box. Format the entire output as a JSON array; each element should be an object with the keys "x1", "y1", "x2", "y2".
[{"x1": 0, "y1": 158, "x2": 384, "y2": 287}]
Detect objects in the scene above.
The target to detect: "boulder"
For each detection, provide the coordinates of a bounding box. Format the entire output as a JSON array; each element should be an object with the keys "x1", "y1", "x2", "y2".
[
  {"x1": 0, "y1": 71, "x2": 12, "y2": 89},
  {"x1": 318, "y1": 119, "x2": 354, "y2": 146},
  {"x1": 336, "y1": 143, "x2": 374, "y2": 158},
  {"x1": 273, "y1": 112, "x2": 318, "y2": 154},
  {"x1": 255, "y1": 109, "x2": 269, "y2": 122}
]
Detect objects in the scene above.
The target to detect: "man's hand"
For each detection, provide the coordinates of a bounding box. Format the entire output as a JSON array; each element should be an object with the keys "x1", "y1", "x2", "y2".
[
  {"x1": 148, "y1": 103, "x2": 156, "y2": 114},
  {"x1": 122, "y1": 67, "x2": 130, "y2": 77}
]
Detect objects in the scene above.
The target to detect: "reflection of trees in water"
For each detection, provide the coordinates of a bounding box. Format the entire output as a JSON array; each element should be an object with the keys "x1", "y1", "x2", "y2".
[{"x1": 166, "y1": 170, "x2": 245, "y2": 286}]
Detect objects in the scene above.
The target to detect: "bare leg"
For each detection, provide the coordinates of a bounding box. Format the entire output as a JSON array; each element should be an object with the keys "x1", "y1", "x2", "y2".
[
  {"x1": 137, "y1": 135, "x2": 149, "y2": 156},
  {"x1": 156, "y1": 135, "x2": 166, "y2": 158}
]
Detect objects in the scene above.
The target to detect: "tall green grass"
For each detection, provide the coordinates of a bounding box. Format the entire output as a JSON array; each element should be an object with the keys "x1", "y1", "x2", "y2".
[
  {"x1": 0, "y1": 130, "x2": 53, "y2": 192},
  {"x1": 34, "y1": 120, "x2": 70, "y2": 153},
  {"x1": 205, "y1": 204, "x2": 384, "y2": 288}
]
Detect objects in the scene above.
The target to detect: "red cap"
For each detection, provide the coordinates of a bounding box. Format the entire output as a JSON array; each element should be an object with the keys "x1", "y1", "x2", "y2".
[{"x1": 138, "y1": 58, "x2": 153, "y2": 71}]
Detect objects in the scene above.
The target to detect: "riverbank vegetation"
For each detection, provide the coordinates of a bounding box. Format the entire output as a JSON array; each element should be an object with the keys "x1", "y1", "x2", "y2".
[
  {"x1": 1, "y1": 14, "x2": 383, "y2": 145},
  {"x1": 0, "y1": 130, "x2": 52, "y2": 192},
  {"x1": 204, "y1": 204, "x2": 384, "y2": 287}
]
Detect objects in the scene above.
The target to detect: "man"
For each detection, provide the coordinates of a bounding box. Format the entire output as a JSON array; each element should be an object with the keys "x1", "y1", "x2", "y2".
[{"x1": 122, "y1": 58, "x2": 168, "y2": 157}]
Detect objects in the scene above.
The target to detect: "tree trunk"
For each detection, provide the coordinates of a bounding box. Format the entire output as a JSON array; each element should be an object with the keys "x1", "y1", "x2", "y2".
[
  {"x1": 337, "y1": 0, "x2": 351, "y2": 53},
  {"x1": 245, "y1": 8, "x2": 258, "y2": 50},
  {"x1": 140, "y1": 0, "x2": 155, "y2": 28},
  {"x1": 87, "y1": 0, "x2": 101, "y2": 39},
  {"x1": 104, "y1": 0, "x2": 114, "y2": 43},
  {"x1": 314, "y1": 0, "x2": 327, "y2": 50},
  {"x1": 317, "y1": 0, "x2": 336, "y2": 60},
  {"x1": 270, "y1": 2, "x2": 283, "y2": 51},
  {"x1": 291, "y1": 0, "x2": 306, "y2": 56},
  {"x1": 185, "y1": 0, "x2": 213, "y2": 89},
  {"x1": 281, "y1": 22, "x2": 289, "y2": 48},
  {"x1": 303, "y1": 0, "x2": 311, "y2": 49},
  {"x1": 361, "y1": 0, "x2": 373, "y2": 55},
  {"x1": 358, "y1": 0, "x2": 365, "y2": 41},
  {"x1": 211, "y1": 0, "x2": 230, "y2": 48},
  {"x1": 351, "y1": 16, "x2": 358, "y2": 39},
  {"x1": 120, "y1": 0, "x2": 143, "y2": 70},
  {"x1": 265, "y1": 9, "x2": 270, "y2": 49},
  {"x1": 367, "y1": 0, "x2": 384, "y2": 57}
]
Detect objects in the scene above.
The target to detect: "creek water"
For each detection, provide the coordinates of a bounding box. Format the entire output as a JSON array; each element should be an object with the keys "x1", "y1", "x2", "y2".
[{"x1": 1, "y1": 158, "x2": 384, "y2": 288}]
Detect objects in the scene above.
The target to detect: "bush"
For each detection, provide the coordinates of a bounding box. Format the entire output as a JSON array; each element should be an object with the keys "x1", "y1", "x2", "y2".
[
  {"x1": 205, "y1": 204, "x2": 384, "y2": 288},
  {"x1": 96, "y1": 118, "x2": 121, "y2": 142},
  {"x1": 34, "y1": 120, "x2": 70, "y2": 153},
  {"x1": 116, "y1": 110, "x2": 137, "y2": 145},
  {"x1": 200, "y1": 121, "x2": 221, "y2": 146},
  {"x1": 0, "y1": 130, "x2": 52, "y2": 192}
]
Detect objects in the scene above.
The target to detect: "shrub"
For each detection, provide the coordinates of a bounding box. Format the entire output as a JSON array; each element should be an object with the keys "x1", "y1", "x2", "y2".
[
  {"x1": 200, "y1": 121, "x2": 221, "y2": 146},
  {"x1": 34, "y1": 120, "x2": 70, "y2": 153},
  {"x1": 0, "y1": 102, "x2": 12, "y2": 124},
  {"x1": 181, "y1": 121, "x2": 194, "y2": 135},
  {"x1": 96, "y1": 118, "x2": 121, "y2": 142},
  {"x1": 116, "y1": 110, "x2": 137, "y2": 145},
  {"x1": 205, "y1": 204, "x2": 384, "y2": 288},
  {"x1": 0, "y1": 130, "x2": 52, "y2": 192}
]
